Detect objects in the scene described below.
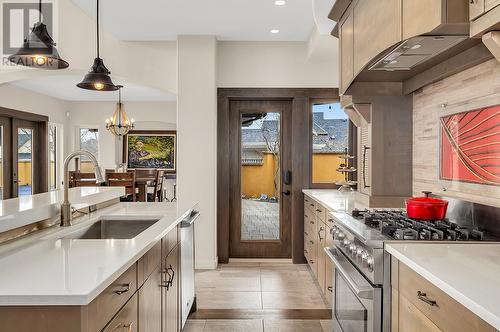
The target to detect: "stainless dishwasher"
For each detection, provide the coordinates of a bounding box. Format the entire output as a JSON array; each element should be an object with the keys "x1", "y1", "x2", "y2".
[{"x1": 180, "y1": 208, "x2": 200, "y2": 329}]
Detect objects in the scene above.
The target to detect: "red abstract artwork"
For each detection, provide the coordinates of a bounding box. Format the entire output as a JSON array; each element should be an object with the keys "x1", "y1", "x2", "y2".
[{"x1": 440, "y1": 105, "x2": 500, "y2": 186}]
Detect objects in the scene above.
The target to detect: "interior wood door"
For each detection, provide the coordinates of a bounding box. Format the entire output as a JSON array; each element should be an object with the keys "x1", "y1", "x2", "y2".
[
  {"x1": 229, "y1": 100, "x2": 292, "y2": 258},
  {"x1": 0, "y1": 117, "x2": 12, "y2": 200},
  {"x1": 12, "y1": 119, "x2": 47, "y2": 197}
]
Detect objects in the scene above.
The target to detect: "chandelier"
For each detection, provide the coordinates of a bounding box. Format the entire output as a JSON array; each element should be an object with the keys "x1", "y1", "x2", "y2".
[{"x1": 105, "y1": 85, "x2": 134, "y2": 136}]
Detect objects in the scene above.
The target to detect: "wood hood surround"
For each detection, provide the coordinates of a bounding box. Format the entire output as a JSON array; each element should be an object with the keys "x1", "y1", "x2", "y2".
[{"x1": 331, "y1": 0, "x2": 472, "y2": 96}]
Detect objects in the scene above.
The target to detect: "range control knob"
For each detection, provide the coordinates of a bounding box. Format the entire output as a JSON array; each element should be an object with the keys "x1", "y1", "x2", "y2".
[
  {"x1": 366, "y1": 256, "x2": 374, "y2": 272},
  {"x1": 356, "y1": 248, "x2": 364, "y2": 258},
  {"x1": 343, "y1": 239, "x2": 350, "y2": 247},
  {"x1": 349, "y1": 244, "x2": 357, "y2": 254}
]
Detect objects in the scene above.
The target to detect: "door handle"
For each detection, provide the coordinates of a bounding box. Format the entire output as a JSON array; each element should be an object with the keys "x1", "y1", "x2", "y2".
[{"x1": 282, "y1": 190, "x2": 291, "y2": 196}]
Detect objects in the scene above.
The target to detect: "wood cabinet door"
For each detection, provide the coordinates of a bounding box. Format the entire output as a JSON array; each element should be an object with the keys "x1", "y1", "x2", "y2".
[
  {"x1": 316, "y1": 221, "x2": 326, "y2": 294},
  {"x1": 139, "y1": 264, "x2": 162, "y2": 332},
  {"x1": 339, "y1": 8, "x2": 354, "y2": 94},
  {"x1": 163, "y1": 245, "x2": 180, "y2": 332},
  {"x1": 103, "y1": 293, "x2": 138, "y2": 332},
  {"x1": 403, "y1": 0, "x2": 443, "y2": 39},
  {"x1": 470, "y1": 0, "x2": 485, "y2": 19},
  {"x1": 485, "y1": 0, "x2": 500, "y2": 11},
  {"x1": 324, "y1": 256, "x2": 334, "y2": 307},
  {"x1": 353, "y1": 0, "x2": 402, "y2": 74}
]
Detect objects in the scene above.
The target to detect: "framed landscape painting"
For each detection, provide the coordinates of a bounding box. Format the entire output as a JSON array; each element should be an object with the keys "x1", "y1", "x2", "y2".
[
  {"x1": 440, "y1": 105, "x2": 500, "y2": 186},
  {"x1": 124, "y1": 130, "x2": 176, "y2": 172}
]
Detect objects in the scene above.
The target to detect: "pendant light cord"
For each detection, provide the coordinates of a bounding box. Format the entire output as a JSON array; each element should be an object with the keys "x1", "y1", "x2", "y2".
[
  {"x1": 39, "y1": 0, "x2": 42, "y2": 22},
  {"x1": 96, "y1": 0, "x2": 100, "y2": 58}
]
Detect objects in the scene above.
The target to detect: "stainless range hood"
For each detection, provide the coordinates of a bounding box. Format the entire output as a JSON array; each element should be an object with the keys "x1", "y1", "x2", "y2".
[{"x1": 369, "y1": 35, "x2": 468, "y2": 71}]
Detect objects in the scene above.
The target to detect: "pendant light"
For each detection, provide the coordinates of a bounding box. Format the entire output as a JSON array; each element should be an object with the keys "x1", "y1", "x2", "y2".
[
  {"x1": 106, "y1": 86, "x2": 135, "y2": 136},
  {"x1": 77, "y1": 0, "x2": 118, "y2": 91},
  {"x1": 8, "y1": 0, "x2": 69, "y2": 69}
]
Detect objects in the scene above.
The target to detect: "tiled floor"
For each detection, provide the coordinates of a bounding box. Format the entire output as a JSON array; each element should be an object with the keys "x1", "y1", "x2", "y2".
[
  {"x1": 241, "y1": 200, "x2": 279, "y2": 240},
  {"x1": 188, "y1": 262, "x2": 333, "y2": 331}
]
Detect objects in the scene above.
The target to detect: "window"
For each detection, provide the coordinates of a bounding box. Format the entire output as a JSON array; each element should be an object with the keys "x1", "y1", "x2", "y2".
[
  {"x1": 49, "y1": 125, "x2": 57, "y2": 190},
  {"x1": 311, "y1": 102, "x2": 351, "y2": 186},
  {"x1": 79, "y1": 128, "x2": 99, "y2": 172}
]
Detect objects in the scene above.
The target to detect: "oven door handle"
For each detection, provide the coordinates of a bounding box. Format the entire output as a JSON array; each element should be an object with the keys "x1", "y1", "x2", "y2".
[{"x1": 324, "y1": 247, "x2": 374, "y2": 300}]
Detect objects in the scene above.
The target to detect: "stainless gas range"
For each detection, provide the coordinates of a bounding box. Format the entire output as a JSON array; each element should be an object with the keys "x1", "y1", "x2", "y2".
[{"x1": 325, "y1": 195, "x2": 500, "y2": 332}]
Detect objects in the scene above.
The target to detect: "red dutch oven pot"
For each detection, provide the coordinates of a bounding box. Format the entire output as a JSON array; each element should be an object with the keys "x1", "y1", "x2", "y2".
[{"x1": 405, "y1": 191, "x2": 448, "y2": 220}]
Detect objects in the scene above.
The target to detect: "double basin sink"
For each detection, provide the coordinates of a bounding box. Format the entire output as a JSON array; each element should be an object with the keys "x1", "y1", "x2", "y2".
[{"x1": 62, "y1": 218, "x2": 160, "y2": 239}]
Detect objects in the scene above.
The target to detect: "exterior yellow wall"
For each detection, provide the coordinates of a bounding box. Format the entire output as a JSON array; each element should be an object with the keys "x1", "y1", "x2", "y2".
[
  {"x1": 241, "y1": 154, "x2": 277, "y2": 198},
  {"x1": 312, "y1": 153, "x2": 345, "y2": 184},
  {"x1": 241, "y1": 153, "x2": 345, "y2": 198},
  {"x1": 18, "y1": 161, "x2": 32, "y2": 186}
]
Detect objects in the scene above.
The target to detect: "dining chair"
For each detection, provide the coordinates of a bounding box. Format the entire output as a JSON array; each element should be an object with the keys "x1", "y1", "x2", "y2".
[
  {"x1": 72, "y1": 171, "x2": 101, "y2": 187},
  {"x1": 106, "y1": 170, "x2": 136, "y2": 202},
  {"x1": 147, "y1": 170, "x2": 165, "y2": 202}
]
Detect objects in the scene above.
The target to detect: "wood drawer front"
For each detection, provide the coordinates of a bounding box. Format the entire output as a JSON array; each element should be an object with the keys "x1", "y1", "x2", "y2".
[
  {"x1": 103, "y1": 292, "x2": 138, "y2": 332},
  {"x1": 395, "y1": 289, "x2": 441, "y2": 332},
  {"x1": 398, "y1": 263, "x2": 495, "y2": 332},
  {"x1": 305, "y1": 199, "x2": 316, "y2": 214},
  {"x1": 315, "y1": 204, "x2": 326, "y2": 222},
  {"x1": 88, "y1": 263, "x2": 138, "y2": 331},
  {"x1": 470, "y1": 0, "x2": 485, "y2": 19},
  {"x1": 138, "y1": 240, "x2": 161, "y2": 285},
  {"x1": 162, "y1": 225, "x2": 179, "y2": 258},
  {"x1": 485, "y1": 0, "x2": 500, "y2": 11}
]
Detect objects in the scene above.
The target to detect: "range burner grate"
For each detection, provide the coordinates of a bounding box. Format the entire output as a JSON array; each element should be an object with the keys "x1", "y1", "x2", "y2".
[{"x1": 350, "y1": 208, "x2": 485, "y2": 241}]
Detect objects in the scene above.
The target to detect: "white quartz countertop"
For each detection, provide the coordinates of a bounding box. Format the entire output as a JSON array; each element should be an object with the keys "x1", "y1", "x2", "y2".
[
  {"x1": 302, "y1": 189, "x2": 366, "y2": 212},
  {"x1": 0, "y1": 202, "x2": 194, "y2": 306},
  {"x1": 386, "y1": 243, "x2": 500, "y2": 330},
  {"x1": 0, "y1": 187, "x2": 125, "y2": 233}
]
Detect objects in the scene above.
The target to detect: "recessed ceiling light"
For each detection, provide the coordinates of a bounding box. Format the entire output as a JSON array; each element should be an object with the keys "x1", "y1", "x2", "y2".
[
  {"x1": 270, "y1": 29, "x2": 280, "y2": 34},
  {"x1": 275, "y1": 0, "x2": 286, "y2": 5}
]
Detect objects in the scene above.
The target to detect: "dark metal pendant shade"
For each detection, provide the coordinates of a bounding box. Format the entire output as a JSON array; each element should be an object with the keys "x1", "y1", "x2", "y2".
[
  {"x1": 8, "y1": 22, "x2": 69, "y2": 70},
  {"x1": 77, "y1": 57, "x2": 119, "y2": 91}
]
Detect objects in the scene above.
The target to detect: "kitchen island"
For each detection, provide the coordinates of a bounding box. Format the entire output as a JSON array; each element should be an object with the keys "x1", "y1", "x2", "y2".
[{"x1": 0, "y1": 188, "x2": 197, "y2": 332}]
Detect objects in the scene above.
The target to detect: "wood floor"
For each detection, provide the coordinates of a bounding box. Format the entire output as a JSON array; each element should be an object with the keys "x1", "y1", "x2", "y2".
[{"x1": 185, "y1": 262, "x2": 333, "y2": 332}]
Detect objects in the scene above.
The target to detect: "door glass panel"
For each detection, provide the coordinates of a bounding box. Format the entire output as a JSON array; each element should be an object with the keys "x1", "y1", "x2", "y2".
[
  {"x1": 49, "y1": 125, "x2": 57, "y2": 190},
  {"x1": 0, "y1": 125, "x2": 3, "y2": 200},
  {"x1": 18, "y1": 128, "x2": 33, "y2": 196},
  {"x1": 335, "y1": 271, "x2": 368, "y2": 332},
  {"x1": 240, "y1": 112, "x2": 281, "y2": 241}
]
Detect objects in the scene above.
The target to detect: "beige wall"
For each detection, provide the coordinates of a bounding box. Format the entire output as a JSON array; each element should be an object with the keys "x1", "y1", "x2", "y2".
[
  {"x1": 217, "y1": 41, "x2": 338, "y2": 88},
  {"x1": 177, "y1": 36, "x2": 218, "y2": 269},
  {"x1": 413, "y1": 59, "x2": 500, "y2": 207}
]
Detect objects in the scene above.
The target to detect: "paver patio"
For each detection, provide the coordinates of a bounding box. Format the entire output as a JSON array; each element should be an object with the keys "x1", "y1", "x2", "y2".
[{"x1": 241, "y1": 199, "x2": 280, "y2": 240}]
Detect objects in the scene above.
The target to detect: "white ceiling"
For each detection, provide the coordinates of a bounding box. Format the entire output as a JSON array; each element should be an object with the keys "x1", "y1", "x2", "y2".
[
  {"x1": 10, "y1": 75, "x2": 177, "y2": 102},
  {"x1": 70, "y1": 0, "x2": 319, "y2": 41}
]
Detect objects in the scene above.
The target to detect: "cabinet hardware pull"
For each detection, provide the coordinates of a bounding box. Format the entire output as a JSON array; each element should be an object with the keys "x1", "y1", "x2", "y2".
[
  {"x1": 327, "y1": 286, "x2": 333, "y2": 292},
  {"x1": 114, "y1": 283, "x2": 130, "y2": 295},
  {"x1": 309, "y1": 260, "x2": 314, "y2": 264},
  {"x1": 304, "y1": 231, "x2": 309, "y2": 236},
  {"x1": 362, "y1": 145, "x2": 371, "y2": 189},
  {"x1": 310, "y1": 221, "x2": 314, "y2": 224},
  {"x1": 309, "y1": 240, "x2": 314, "y2": 245},
  {"x1": 310, "y1": 203, "x2": 314, "y2": 207},
  {"x1": 304, "y1": 249, "x2": 308, "y2": 254},
  {"x1": 316, "y1": 209, "x2": 322, "y2": 212},
  {"x1": 111, "y1": 322, "x2": 133, "y2": 332},
  {"x1": 167, "y1": 265, "x2": 175, "y2": 286},
  {"x1": 417, "y1": 291, "x2": 437, "y2": 306},
  {"x1": 318, "y1": 227, "x2": 324, "y2": 241}
]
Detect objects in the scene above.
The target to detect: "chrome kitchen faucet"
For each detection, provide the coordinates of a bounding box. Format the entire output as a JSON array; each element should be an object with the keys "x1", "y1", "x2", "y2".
[{"x1": 60, "y1": 150, "x2": 105, "y2": 227}]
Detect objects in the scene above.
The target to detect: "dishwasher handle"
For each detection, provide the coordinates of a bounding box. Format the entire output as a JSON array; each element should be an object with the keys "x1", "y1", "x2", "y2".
[{"x1": 180, "y1": 210, "x2": 200, "y2": 228}]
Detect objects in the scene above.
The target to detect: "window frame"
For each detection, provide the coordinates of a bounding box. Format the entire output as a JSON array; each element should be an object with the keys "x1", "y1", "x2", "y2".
[
  {"x1": 76, "y1": 126, "x2": 99, "y2": 171},
  {"x1": 309, "y1": 98, "x2": 356, "y2": 189}
]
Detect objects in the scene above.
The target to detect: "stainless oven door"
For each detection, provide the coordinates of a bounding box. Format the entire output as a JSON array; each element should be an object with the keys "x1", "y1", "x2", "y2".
[{"x1": 325, "y1": 247, "x2": 382, "y2": 332}]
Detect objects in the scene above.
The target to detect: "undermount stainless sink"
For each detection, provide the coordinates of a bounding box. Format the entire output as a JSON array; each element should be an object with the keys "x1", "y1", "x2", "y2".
[{"x1": 63, "y1": 219, "x2": 160, "y2": 239}]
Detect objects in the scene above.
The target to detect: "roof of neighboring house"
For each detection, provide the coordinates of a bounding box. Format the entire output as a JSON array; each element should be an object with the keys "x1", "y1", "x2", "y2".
[{"x1": 241, "y1": 113, "x2": 348, "y2": 153}]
